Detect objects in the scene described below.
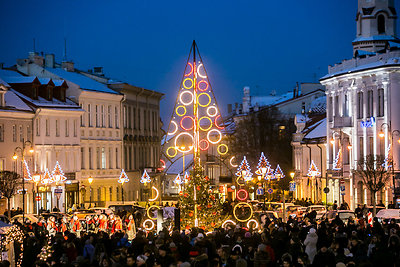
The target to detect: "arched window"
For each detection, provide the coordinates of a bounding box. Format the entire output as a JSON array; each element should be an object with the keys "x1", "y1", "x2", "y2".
[{"x1": 378, "y1": 15, "x2": 385, "y2": 34}]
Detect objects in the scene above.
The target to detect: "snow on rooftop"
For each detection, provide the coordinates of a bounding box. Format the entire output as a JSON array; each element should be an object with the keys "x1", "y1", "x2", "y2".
[
  {"x1": 12, "y1": 89, "x2": 81, "y2": 109},
  {"x1": 310, "y1": 96, "x2": 326, "y2": 113},
  {"x1": 46, "y1": 68, "x2": 119, "y2": 95},
  {"x1": 303, "y1": 118, "x2": 326, "y2": 139},
  {"x1": 3, "y1": 76, "x2": 37, "y2": 84},
  {"x1": 4, "y1": 90, "x2": 33, "y2": 111},
  {"x1": 0, "y1": 78, "x2": 10, "y2": 88},
  {"x1": 0, "y1": 69, "x2": 23, "y2": 78},
  {"x1": 353, "y1": 35, "x2": 398, "y2": 42},
  {"x1": 251, "y1": 92, "x2": 293, "y2": 108}
]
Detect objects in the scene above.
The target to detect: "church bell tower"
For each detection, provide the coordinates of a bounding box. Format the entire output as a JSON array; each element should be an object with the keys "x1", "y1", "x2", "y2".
[{"x1": 353, "y1": 0, "x2": 399, "y2": 55}]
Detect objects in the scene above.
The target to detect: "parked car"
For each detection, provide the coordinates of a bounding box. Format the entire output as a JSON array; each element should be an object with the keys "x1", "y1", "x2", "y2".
[
  {"x1": 11, "y1": 214, "x2": 39, "y2": 224},
  {"x1": 376, "y1": 209, "x2": 400, "y2": 226},
  {"x1": 321, "y1": 210, "x2": 356, "y2": 223},
  {"x1": 286, "y1": 205, "x2": 304, "y2": 218},
  {"x1": 89, "y1": 207, "x2": 113, "y2": 215},
  {"x1": 72, "y1": 209, "x2": 96, "y2": 220},
  {"x1": 305, "y1": 205, "x2": 327, "y2": 219},
  {"x1": 254, "y1": 210, "x2": 279, "y2": 225}
]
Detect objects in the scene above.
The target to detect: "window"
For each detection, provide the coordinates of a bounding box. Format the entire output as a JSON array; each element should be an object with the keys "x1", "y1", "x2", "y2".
[
  {"x1": 357, "y1": 92, "x2": 363, "y2": 119},
  {"x1": 109, "y1": 147, "x2": 112, "y2": 169},
  {"x1": 96, "y1": 105, "x2": 99, "y2": 127},
  {"x1": 378, "y1": 89, "x2": 384, "y2": 117},
  {"x1": 88, "y1": 104, "x2": 92, "y2": 127},
  {"x1": 101, "y1": 105, "x2": 105, "y2": 127},
  {"x1": 12, "y1": 125, "x2": 16, "y2": 142},
  {"x1": 65, "y1": 119, "x2": 69, "y2": 137},
  {"x1": 359, "y1": 137, "x2": 364, "y2": 159},
  {"x1": 109, "y1": 187, "x2": 113, "y2": 201},
  {"x1": 18, "y1": 125, "x2": 22, "y2": 142},
  {"x1": 36, "y1": 118, "x2": 40, "y2": 136},
  {"x1": 343, "y1": 94, "x2": 348, "y2": 117},
  {"x1": 108, "y1": 105, "x2": 112, "y2": 128},
  {"x1": 116, "y1": 187, "x2": 120, "y2": 201},
  {"x1": 133, "y1": 108, "x2": 136, "y2": 129},
  {"x1": 101, "y1": 147, "x2": 106, "y2": 169},
  {"x1": 123, "y1": 106, "x2": 127, "y2": 128},
  {"x1": 328, "y1": 97, "x2": 333, "y2": 122},
  {"x1": 128, "y1": 107, "x2": 132, "y2": 129},
  {"x1": 80, "y1": 103, "x2": 85, "y2": 126},
  {"x1": 74, "y1": 120, "x2": 77, "y2": 137},
  {"x1": 144, "y1": 109, "x2": 147, "y2": 130},
  {"x1": 367, "y1": 90, "x2": 373, "y2": 117},
  {"x1": 138, "y1": 108, "x2": 141, "y2": 130},
  {"x1": 55, "y1": 120, "x2": 60, "y2": 137},
  {"x1": 128, "y1": 146, "x2": 132, "y2": 170},
  {"x1": 81, "y1": 147, "x2": 85, "y2": 169},
  {"x1": 378, "y1": 14, "x2": 385, "y2": 34},
  {"x1": 116, "y1": 148, "x2": 119, "y2": 168},
  {"x1": 46, "y1": 119, "x2": 50, "y2": 136},
  {"x1": 369, "y1": 136, "x2": 374, "y2": 155},
  {"x1": 124, "y1": 147, "x2": 128, "y2": 170},
  {"x1": 334, "y1": 96, "x2": 339, "y2": 116},
  {"x1": 0, "y1": 124, "x2": 3, "y2": 142},
  {"x1": 96, "y1": 147, "x2": 100, "y2": 169},
  {"x1": 115, "y1": 107, "x2": 119, "y2": 128},
  {"x1": 0, "y1": 159, "x2": 4, "y2": 171},
  {"x1": 97, "y1": 187, "x2": 101, "y2": 202},
  {"x1": 26, "y1": 125, "x2": 31, "y2": 142},
  {"x1": 89, "y1": 147, "x2": 93, "y2": 169}
]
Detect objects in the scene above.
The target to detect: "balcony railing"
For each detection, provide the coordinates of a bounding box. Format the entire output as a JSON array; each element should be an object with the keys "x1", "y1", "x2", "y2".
[{"x1": 333, "y1": 116, "x2": 352, "y2": 128}]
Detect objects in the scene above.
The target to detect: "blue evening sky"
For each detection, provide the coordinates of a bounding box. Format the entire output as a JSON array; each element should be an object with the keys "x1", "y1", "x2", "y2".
[{"x1": 1, "y1": 0, "x2": 399, "y2": 121}]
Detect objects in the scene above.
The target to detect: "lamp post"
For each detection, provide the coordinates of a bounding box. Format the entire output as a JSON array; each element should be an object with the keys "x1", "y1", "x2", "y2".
[
  {"x1": 379, "y1": 122, "x2": 400, "y2": 206},
  {"x1": 88, "y1": 176, "x2": 94, "y2": 208},
  {"x1": 32, "y1": 173, "x2": 41, "y2": 214},
  {"x1": 13, "y1": 138, "x2": 34, "y2": 222}
]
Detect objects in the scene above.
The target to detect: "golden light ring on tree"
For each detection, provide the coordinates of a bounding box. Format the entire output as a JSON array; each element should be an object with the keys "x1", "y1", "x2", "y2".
[
  {"x1": 199, "y1": 116, "x2": 213, "y2": 131},
  {"x1": 246, "y1": 219, "x2": 259, "y2": 229},
  {"x1": 207, "y1": 106, "x2": 218, "y2": 117},
  {"x1": 143, "y1": 219, "x2": 155, "y2": 231},
  {"x1": 176, "y1": 105, "x2": 186, "y2": 116},
  {"x1": 183, "y1": 78, "x2": 193, "y2": 89},
  {"x1": 166, "y1": 146, "x2": 177, "y2": 158},
  {"x1": 197, "y1": 93, "x2": 211, "y2": 107},
  {"x1": 146, "y1": 205, "x2": 160, "y2": 219},
  {"x1": 217, "y1": 144, "x2": 228, "y2": 155},
  {"x1": 175, "y1": 132, "x2": 194, "y2": 153},
  {"x1": 233, "y1": 202, "x2": 253, "y2": 222},
  {"x1": 207, "y1": 129, "x2": 222, "y2": 144}
]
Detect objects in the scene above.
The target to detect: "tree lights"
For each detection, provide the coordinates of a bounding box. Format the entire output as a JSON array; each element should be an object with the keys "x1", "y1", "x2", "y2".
[
  {"x1": 140, "y1": 170, "x2": 151, "y2": 185},
  {"x1": 236, "y1": 156, "x2": 253, "y2": 181},
  {"x1": 52, "y1": 161, "x2": 67, "y2": 185}
]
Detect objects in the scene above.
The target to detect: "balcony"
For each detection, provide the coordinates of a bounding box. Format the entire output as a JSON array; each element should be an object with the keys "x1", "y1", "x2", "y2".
[{"x1": 333, "y1": 116, "x2": 353, "y2": 128}]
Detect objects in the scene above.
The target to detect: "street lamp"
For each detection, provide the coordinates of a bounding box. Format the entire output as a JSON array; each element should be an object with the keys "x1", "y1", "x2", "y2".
[
  {"x1": 88, "y1": 176, "x2": 94, "y2": 208},
  {"x1": 13, "y1": 139, "x2": 34, "y2": 222},
  {"x1": 379, "y1": 122, "x2": 400, "y2": 206},
  {"x1": 118, "y1": 170, "x2": 129, "y2": 204}
]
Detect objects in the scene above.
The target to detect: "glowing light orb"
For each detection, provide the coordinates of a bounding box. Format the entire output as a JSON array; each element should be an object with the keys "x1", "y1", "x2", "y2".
[
  {"x1": 198, "y1": 80, "x2": 209, "y2": 92},
  {"x1": 199, "y1": 116, "x2": 213, "y2": 131},
  {"x1": 207, "y1": 106, "x2": 218, "y2": 117},
  {"x1": 183, "y1": 78, "x2": 193, "y2": 89},
  {"x1": 233, "y1": 202, "x2": 253, "y2": 222},
  {"x1": 197, "y1": 63, "x2": 207, "y2": 78},
  {"x1": 167, "y1": 121, "x2": 178, "y2": 135},
  {"x1": 199, "y1": 139, "x2": 209, "y2": 151},
  {"x1": 175, "y1": 132, "x2": 194, "y2": 153},
  {"x1": 143, "y1": 219, "x2": 155, "y2": 231},
  {"x1": 179, "y1": 90, "x2": 194, "y2": 106},
  {"x1": 207, "y1": 129, "x2": 222, "y2": 144},
  {"x1": 217, "y1": 144, "x2": 228, "y2": 155},
  {"x1": 176, "y1": 105, "x2": 186, "y2": 116},
  {"x1": 197, "y1": 93, "x2": 211, "y2": 107},
  {"x1": 166, "y1": 146, "x2": 178, "y2": 158},
  {"x1": 180, "y1": 116, "x2": 195, "y2": 131}
]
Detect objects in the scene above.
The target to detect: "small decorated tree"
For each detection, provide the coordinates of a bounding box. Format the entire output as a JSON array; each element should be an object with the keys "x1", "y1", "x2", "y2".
[
  {"x1": 236, "y1": 156, "x2": 253, "y2": 181},
  {"x1": 178, "y1": 164, "x2": 221, "y2": 229}
]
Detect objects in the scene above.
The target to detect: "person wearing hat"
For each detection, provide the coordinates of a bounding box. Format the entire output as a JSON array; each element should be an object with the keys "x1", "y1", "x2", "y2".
[
  {"x1": 136, "y1": 254, "x2": 148, "y2": 267},
  {"x1": 304, "y1": 228, "x2": 318, "y2": 264}
]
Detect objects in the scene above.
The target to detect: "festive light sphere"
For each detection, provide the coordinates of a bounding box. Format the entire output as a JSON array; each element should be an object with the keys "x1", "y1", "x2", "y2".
[{"x1": 233, "y1": 202, "x2": 254, "y2": 222}]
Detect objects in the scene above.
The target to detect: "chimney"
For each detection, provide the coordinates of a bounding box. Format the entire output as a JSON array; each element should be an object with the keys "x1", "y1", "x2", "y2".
[
  {"x1": 28, "y1": 52, "x2": 44, "y2": 67},
  {"x1": 93, "y1": 67, "x2": 104, "y2": 76},
  {"x1": 45, "y1": 54, "x2": 55, "y2": 68},
  {"x1": 62, "y1": 61, "x2": 74, "y2": 72},
  {"x1": 227, "y1": 104, "x2": 232, "y2": 114}
]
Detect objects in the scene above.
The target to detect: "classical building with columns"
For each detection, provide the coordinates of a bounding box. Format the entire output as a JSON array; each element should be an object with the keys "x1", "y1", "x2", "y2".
[{"x1": 320, "y1": 0, "x2": 400, "y2": 209}]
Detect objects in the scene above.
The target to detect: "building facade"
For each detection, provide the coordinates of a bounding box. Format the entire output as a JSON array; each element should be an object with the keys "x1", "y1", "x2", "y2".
[{"x1": 321, "y1": 0, "x2": 400, "y2": 209}]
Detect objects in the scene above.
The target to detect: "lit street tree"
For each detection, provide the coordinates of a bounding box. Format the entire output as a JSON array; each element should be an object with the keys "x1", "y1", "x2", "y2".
[{"x1": 0, "y1": 171, "x2": 21, "y2": 219}]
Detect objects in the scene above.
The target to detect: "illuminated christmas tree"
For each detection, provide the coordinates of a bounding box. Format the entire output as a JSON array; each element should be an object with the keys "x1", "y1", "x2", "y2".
[
  {"x1": 51, "y1": 161, "x2": 66, "y2": 185},
  {"x1": 307, "y1": 160, "x2": 321, "y2": 177},
  {"x1": 162, "y1": 41, "x2": 227, "y2": 228},
  {"x1": 140, "y1": 170, "x2": 151, "y2": 185},
  {"x1": 274, "y1": 164, "x2": 285, "y2": 179},
  {"x1": 332, "y1": 149, "x2": 342, "y2": 170},
  {"x1": 23, "y1": 160, "x2": 32, "y2": 181},
  {"x1": 255, "y1": 152, "x2": 271, "y2": 174},
  {"x1": 236, "y1": 156, "x2": 253, "y2": 181}
]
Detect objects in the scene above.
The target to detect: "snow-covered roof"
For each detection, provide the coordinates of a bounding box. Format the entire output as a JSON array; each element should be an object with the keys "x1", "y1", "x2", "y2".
[
  {"x1": 310, "y1": 96, "x2": 326, "y2": 113},
  {"x1": 295, "y1": 114, "x2": 308, "y2": 124},
  {"x1": 356, "y1": 50, "x2": 376, "y2": 56},
  {"x1": 251, "y1": 92, "x2": 293, "y2": 108},
  {"x1": 389, "y1": 41, "x2": 400, "y2": 49},
  {"x1": 3, "y1": 76, "x2": 37, "y2": 84},
  {"x1": 0, "y1": 69, "x2": 23, "y2": 78},
  {"x1": 4, "y1": 90, "x2": 33, "y2": 111},
  {"x1": 0, "y1": 78, "x2": 10, "y2": 89},
  {"x1": 303, "y1": 118, "x2": 326, "y2": 140},
  {"x1": 12, "y1": 89, "x2": 81, "y2": 109},
  {"x1": 353, "y1": 35, "x2": 399, "y2": 42},
  {"x1": 45, "y1": 68, "x2": 120, "y2": 95}
]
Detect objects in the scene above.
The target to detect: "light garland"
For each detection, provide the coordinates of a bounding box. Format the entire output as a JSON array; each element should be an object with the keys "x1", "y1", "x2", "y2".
[
  {"x1": 142, "y1": 219, "x2": 155, "y2": 231},
  {"x1": 174, "y1": 174, "x2": 184, "y2": 185},
  {"x1": 222, "y1": 219, "x2": 236, "y2": 228},
  {"x1": 199, "y1": 139, "x2": 209, "y2": 151},
  {"x1": 185, "y1": 62, "x2": 193, "y2": 77},
  {"x1": 307, "y1": 160, "x2": 321, "y2": 177},
  {"x1": 197, "y1": 93, "x2": 211, "y2": 107},
  {"x1": 180, "y1": 116, "x2": 195, "y2": 131},
  {"x1": 233, "y1": 202, "x2": 253, "y2": 222},
  {"x1": 333, "y1": 148, "x2": 342, "y2": 170},
  {"x1": 0, "y1": 225, "x2": 25, "y2": 267},
  {"x1": 246, "y1": 219, "x2": 259, "y2": 229},
  {"x1": 198, "y1": 80, "x2": 209, "y2": 92},
  {"x1": 166, "y1": 146, "x2": 178, "y2": 158},
  {"x1": 255, "y1": 152, "x2": 271, "y2": 175},
  {"x1": 148, "y1": 186, "x2": 159, "y2": 202},
  {"x1": 183, "y1": 78, "x2": 193, "y2": 89},
  {"x1": 235, "y1": 156, "x2": 253, "y2": 180},
  {"x1": 140, "y1": 170, "x2": 151, "y2": 184},
  {"x1": 23, "y1": 160, "x2": 32, "y2": 181},
  {"x1": 41, "y1": 169, "x2": 53, "y2": 185}
]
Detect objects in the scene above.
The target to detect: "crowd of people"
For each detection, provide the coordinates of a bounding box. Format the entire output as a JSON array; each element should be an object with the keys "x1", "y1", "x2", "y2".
[{"x1": 0, "y1": 202, "x2": 398, "y2": 267}]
